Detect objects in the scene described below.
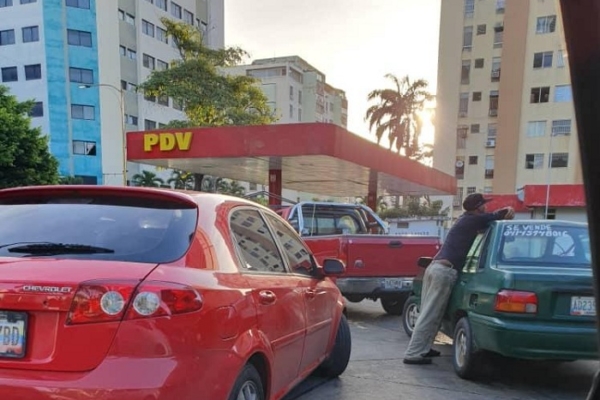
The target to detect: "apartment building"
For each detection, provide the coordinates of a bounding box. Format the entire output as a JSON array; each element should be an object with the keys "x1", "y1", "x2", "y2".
[
  {"x1": 227, "y1": 56, "x2": 350, "y2": 202},
  {"x1": 434, "y1": 0, "x2": 586, "y2": 221},
  {"x1": 0, "y1": 0, "x2": 224, "y2": 185}
]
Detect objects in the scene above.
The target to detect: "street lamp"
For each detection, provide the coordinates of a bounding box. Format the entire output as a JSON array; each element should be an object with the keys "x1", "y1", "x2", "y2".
[{"x1": 78, "y1": 83, "x2": 127, "y2": 186}]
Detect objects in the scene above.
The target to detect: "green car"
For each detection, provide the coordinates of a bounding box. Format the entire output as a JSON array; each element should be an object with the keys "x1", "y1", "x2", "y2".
[{"x1": 402, "y1": 220, "x2": 598, "y2": 379}]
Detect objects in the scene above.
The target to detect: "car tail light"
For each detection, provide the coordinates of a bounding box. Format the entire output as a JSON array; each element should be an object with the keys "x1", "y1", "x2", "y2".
[
  {"x1": 67, "y1": 280, "x2": 202, "y2": 325},
  {"x1": 494, "y1": 290, "x2": 538, "y2": 314}
]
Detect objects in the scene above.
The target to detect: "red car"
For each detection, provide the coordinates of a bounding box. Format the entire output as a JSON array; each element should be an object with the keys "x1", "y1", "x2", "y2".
[{"x1": 0, "y1": 185, "x2": 351, "y2": 400}]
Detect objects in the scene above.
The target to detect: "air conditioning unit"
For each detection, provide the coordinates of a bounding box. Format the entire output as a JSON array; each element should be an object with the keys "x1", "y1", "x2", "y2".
[
  {"x1": 486, "y1": 139, "x2": 496, "y2": 148},
  {"x1": 489, "y1": 109, "x2": 498, "y2": 117},
  {"x1": 491, "y1": 70, "x2": 501, "y2": 78}
]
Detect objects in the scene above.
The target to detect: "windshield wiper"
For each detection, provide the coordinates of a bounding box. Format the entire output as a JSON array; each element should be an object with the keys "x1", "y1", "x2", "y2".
[{"x1": 5, "y1": 243, "x2": 115, "y2": 255}]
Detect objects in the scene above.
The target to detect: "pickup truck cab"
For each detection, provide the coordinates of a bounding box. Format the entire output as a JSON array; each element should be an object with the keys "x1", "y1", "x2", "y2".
[
  {"x1": 278, "y1": 202, "x2": 441, "y2": 315},
  {"x1": 402, "y1": 220, "x2": 597, "y2": 380}
]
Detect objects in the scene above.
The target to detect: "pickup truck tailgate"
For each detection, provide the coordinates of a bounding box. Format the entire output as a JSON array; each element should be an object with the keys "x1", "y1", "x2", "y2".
[{"x1": 344, "y1": 235, "x2": 440, "y2": 278}]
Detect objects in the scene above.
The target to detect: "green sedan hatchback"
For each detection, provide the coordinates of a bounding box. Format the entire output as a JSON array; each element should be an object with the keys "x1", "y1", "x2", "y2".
[{"x1": 402, "y1": 220, "x2": 598, "y2": 380}]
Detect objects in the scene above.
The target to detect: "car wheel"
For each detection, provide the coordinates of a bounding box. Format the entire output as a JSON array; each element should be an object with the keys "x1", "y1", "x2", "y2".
[
  {"x1": 452, "y1": 317, "x2": 483, "y2": 380},
  {"x1": 381, "y1": 294, "x2": 408, "y2": 315},
  {"x1": 228, "y1": 364, "x2": 265, "y2": 400},
  {"x1": 345, "y1": 294, "x2": 364, "y2": 303},
  {"x1": 317, "y1": 314, "x2": 352, "y2": 378},
  {"x1": 402, "y1": 296, "x2": 420, "y2": 337}
]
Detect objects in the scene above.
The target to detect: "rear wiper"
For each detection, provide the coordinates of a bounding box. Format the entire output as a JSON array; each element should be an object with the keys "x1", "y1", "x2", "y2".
[{"x1": 5, "y1": 243, "x2": 115, "y2": 255}]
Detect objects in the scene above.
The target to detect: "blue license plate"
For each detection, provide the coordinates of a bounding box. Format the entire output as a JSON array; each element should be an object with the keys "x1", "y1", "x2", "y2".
[{"x1": 570, "y1": 296, "x2": 596, "y2": 316}]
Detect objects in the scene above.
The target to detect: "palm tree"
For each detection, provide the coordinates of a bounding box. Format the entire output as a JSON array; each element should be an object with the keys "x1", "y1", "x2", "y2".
[
  {"x1": 218, "y1": 179, "x2": 246, "y2": 197},
  {"x1": 365, "y1": 74, "x2": 434, "y2": 158},
  {"x1": 131, "y1": 171, "x2": 164, "y2": 187},
  {"x1": 168, "y1": 169, "x2": 194, "y2": 189},
  {"x1": 355, "y1": 195, "x2": 389, "y2": 213}
]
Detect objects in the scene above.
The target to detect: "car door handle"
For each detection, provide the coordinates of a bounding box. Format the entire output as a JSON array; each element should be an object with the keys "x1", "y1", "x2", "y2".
[
  {"x1": 305, "y1": 289, "x2": 317, "y2": 299},
  {"x1": 388, "y1": 240, "x2": 403, "y2": 248},
  {"x1": 258, "y1": 290, "x2": 277, "y2": 305}
]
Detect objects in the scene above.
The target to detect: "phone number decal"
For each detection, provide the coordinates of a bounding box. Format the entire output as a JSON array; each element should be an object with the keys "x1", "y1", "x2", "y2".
[{"x1": 503, "y1": 224, "x2": 569, "y2": 237}]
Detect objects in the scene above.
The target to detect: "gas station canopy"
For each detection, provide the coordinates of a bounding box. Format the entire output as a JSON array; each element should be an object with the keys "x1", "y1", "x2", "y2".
[{"x1": 126, "y1": 123, "x2": 456, "y2": 199}]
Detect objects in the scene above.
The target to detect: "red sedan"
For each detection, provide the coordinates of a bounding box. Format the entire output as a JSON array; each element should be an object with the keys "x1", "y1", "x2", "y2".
[{"x1": 0, "y1": 185, "x2": 351, "y2": 400}]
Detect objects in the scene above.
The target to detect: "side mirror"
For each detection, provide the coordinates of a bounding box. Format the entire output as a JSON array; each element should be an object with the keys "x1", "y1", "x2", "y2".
[
  {"x1": 300, "y1": 228, "x2": 311, "y2": 236},
  {"x1": 417, "y1": 257, "x2": 433, "y2": 268},
  {"x1": 322, "y1": 258, "x2": 345, "y2": 276}
]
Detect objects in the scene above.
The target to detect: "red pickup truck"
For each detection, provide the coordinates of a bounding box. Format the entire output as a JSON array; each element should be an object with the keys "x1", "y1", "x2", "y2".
[{"x1": 277, "y1": 202, "x2": 441, "y2": 315}]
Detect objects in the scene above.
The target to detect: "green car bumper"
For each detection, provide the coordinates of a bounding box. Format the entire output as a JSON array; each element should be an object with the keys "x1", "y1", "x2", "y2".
[{"x1": 469, "y1": 312, "x2": 599, "y2": 360}]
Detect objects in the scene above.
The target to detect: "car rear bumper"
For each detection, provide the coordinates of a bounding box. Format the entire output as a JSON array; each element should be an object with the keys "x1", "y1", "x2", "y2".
[
  {"x1": 336, "y1": 277, "x2": 414, "y2": 297},
  {"x1": 0, "y1": 355, "x2": 236, "y2": 400},
  {"x1": 470, "y1": 312, "x2": 599, "y2": 360}
]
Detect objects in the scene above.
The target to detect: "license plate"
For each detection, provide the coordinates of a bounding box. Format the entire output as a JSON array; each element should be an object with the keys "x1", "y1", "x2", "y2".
[
  {"x1": 382, "y1": 278, "x2": 410, "y2": 290},
  {"x1": 0, "y1": 311, "x2": 27, "y2": 358},
  {"x1": 570, "y1": 296, "x2": 596, "y2": 316}
]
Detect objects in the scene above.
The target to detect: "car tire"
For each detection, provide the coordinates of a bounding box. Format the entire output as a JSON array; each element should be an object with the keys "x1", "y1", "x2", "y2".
[
  {"x1": 402, "y1": 296, "x2": 420, "y2": 337},
  {"x1": 228, "y1": 363, "x2": 265, "y2": 400},
  {"x1": 452, "y1": 317, "x2": 483, "y2": 380},
  {"x1": 317, "y1": 314, "x2": 352, "y2": 378},
  {"x1": 381, "y1": 294, "x2": 408, "y2": 315}
]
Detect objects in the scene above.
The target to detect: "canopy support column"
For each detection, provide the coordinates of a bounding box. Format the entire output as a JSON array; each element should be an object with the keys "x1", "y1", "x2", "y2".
[
  {"x1": 268, "y1": 169, "x2": 282, "y2": 207},
  {"x1": 367, "y1": 169, "x2": 378, "y2": 211}
]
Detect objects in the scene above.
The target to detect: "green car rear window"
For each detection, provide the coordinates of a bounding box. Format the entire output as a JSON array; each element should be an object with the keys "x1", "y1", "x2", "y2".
[{"x1": 500, "y1": 224, "x2": 590, "y2": 267}]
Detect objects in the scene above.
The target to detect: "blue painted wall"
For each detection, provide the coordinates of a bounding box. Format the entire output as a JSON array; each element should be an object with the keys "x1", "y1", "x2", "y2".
[{"x1": 43, "y1": 0, "x2": 102, "y2": 184}]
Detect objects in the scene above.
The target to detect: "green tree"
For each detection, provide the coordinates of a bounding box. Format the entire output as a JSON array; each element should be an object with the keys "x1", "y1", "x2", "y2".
[
  {"x1": 168, "y1": 169, "x2": 194, "y2": 189},
  {"x1": 131, "y1": 170, "x2": 164, "y2": 187},
  {"x1": 217, "y1": 179, "x2": 246, "y2": 197},
  {"x1": 138, "y1": 19, "x2": 277, "y2": 190},
  {"x1": 365, "y1": 74, "x2": 434, "y2": 158},
  {"x1": 0, "y1": 85, "x2": 59, "y2": 188}
]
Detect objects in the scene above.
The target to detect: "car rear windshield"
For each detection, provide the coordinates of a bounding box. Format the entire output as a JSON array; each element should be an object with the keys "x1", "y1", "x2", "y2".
[
  {"x1": 0, "y1": 196, "x2": 198, "y2": 263},
  {"x1": 499, "y1": 223, "x2": 590, "y2": 267}
]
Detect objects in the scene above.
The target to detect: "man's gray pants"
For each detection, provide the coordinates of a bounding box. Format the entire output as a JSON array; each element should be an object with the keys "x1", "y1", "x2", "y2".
[{"x1": 404, "y1": 262, "x2": 458, "y2": 359}]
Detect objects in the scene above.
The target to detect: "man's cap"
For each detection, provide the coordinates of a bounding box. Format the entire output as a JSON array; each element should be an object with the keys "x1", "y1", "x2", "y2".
[{"x1": 462, "y1": 193, "x2": 492, "y2": 211}]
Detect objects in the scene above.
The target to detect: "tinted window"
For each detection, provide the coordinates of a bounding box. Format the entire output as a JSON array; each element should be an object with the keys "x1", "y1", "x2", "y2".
[
  {"x1": 0, "y1": 198, "x2": 197, "y2": 263},
  {"x1": 499, "y1": 224, "x2": 590, "y2": 267},
  {"x1": 230, "y1": 209, "x2": 285, "y2": 273},
  {"x1": 264, "y1": 214, "x2": 315, "y2": 276}
]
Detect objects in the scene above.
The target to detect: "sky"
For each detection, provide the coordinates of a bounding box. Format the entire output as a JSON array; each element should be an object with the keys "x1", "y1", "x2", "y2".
[{"x1": 224, "y1": 0, "x2": 442, "y2": 144}]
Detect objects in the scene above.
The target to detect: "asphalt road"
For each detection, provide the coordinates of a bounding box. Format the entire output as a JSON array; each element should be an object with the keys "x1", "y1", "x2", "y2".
[{"x1": 285, "y1": 300, "x2": 599, "y2": 400}]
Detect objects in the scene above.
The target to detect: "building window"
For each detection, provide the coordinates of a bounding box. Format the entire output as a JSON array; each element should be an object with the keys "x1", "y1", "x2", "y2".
[
  {"x1": 476, "y1": 24, "x2": 486, "y2": 35},
  {"x1": 463, "y1": 26, "x2": 473, "y2": 50},
  {"x1": 144, "y1": 93, "x2": 156, "y2": 102},
  {"x1": 298, "y1": 108, "x2": 302, "y2": 121},
  {"x1": 145, "y1": 119, "x2": 157, "y2": 130},
  {"x1": 298, "y1": 90, "x2": 302, "y2": 104},
  {"x1": 487, "y1": 123, "x2": 497, "y2": 140},
  {"x1": 483, "y1": 186, "x2": 493, "y2": 194},
  {"x1": 550, "y1": 153, "x2": 569, "y2": 168},
  {"x1": 457, "y1": 126, "x2": 468, "y2": 149},
  {"x1": 69, "y1": 67, "x2": 93, "y2": 84},
  {"x1": 1, "y1": 66, "x2": 17, "y2": 82},
  {"x1": 75, "y1": 175, "x2": 97, "y2": 185},
  {"x1": 289, "y1": 85, "x2": 294, "y2": 100},
  {"x1": 491, "y1": 57, "x2": 501, "y2": 81},
  {"x1": 485, "y1": 155, "x2": 495, "y2": 179},
  {"x1": 530, "y1": 87, "x2": 550, "y2": 103},
  {"x1": 554, "y1": 85, "x2": 572, "y2": 102},
  {"x1": 467, "y1": 187, "x2": 476, "y2": 195},
  {"x1": 493, "y1": 23, "x2": 504, "y2": 48},
  {"x1": 536, "y1": 15, "x2": 557, "y2": 34},
  {"x1": 552, "y1": 119, "x2": 571, "y2": 136},
  {"x1": 289, "y1": 105, "x2": 294, "y2": 119},
  {"x1": 525, "y1": 153, "x2": 544, "y2": 169},
  {"x1": 489, "y1": 90, "x2": 499, "y2": 116},
  {"x1": 121, "y1": 80, "x2": 136, "y2": 92},
  {"x1": 0, "y1": 0, "x2": 13, "y2": 7},
  {"x1": 22, "y1": 26, "x2": 39, "y2": 43},
  {"x1": 526, "y1": 121, "x2": 546, "y2": 137},
  {"x1": 71, "y1": 104, "x2": 95, "y2": 120},
  {"x1": 156, "y1": 0, "x2": 167, "y2": 11},
  {"x1": 183, "y1": 9, "x2": 194, "y2": 25},
  {"x1": 73, "y1": 140, "x2": 97, "y2": 156},
  {"x1": 29, "y1": 101, "x2": 43, "y2": 117},
  {"x1": 67, "y1": 29, "x2": 92, "y2": 47},
  {"x1": 557, "y1": 50, "x2": 566, "y2": 68},
  {"x1": 470, "y1": 124, "x2": 480, "y2": 133},
  {"x1": 458, "y1": 93, "x2": 469, "y2": 116},
  {"x1": 472, "y1": 92, "x2": 481, "y2": 101},
  {"x1": 170, "y1": 1, "x2": 181, "y2": 18},
  {"x1": 533, "y1": 51, "x2": 553, "y2": 69},
  {"x1": 157, "y1": 59, "x2": 168, "y2": 71},
  {"x1": 157, "y1": 27, "x2": 168, "y2": 43},
  {"x1": 142, "y1": 20, "x2": 155, "y2": 37},
  {"x1": 454, "y1": 187, "x2": 464, "y2": 207},
  {"x1": 455, "y1": 158, "x2": 465, "y2": 179},
  {"x1": 124, "y1": 114, "x2": 138, "y2": 125},
  {"x1": 21, "y1": 0, "x2": 37, "y2": 4},
  {"x1": 173, "y1": 99, "x2": 183, "y2": 110},
  {"x1": 157, "y1": 95, "x2": 169, "y2": 106},
  {"x1": 143, "y1": 54, "x2": 155, "y2": 69},
  {"x1": 461, "y1": 60, "x2": 470, "y2": 84},
  {"x1": 464, "y1": 0, "x2": 474, "y2": 18},
  {"x1": 127, "y1": 48, "x2": 136, "y2": 59},
  {"x1": 496, "y1": 0, "x2": 505, "y2": 13},
  {"x1": 0, "y1": 29, "x2": 15, "y2": 46},
  {"x1": 66, "y1": 0, "x2": 90, "y2": 9},
  {"x1": 474, "y1": 58, "x2": 484, "y2": 68},
  {"x1": 24, "y1": 64, "x2": 41, "y2": 80},
  {"x1": 545, "y1": 208, "x2": 557, "y2": 220},
  {"x1": 469, "y1": 156, "x2": 478, "y2": 165}
]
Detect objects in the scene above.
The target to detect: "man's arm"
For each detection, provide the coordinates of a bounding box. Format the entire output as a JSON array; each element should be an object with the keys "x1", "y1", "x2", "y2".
[{"x1": 474, "y1": 207, "x2": 515, "y2": 230}]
